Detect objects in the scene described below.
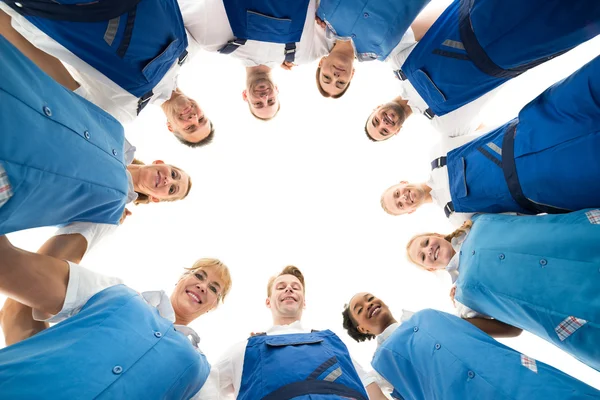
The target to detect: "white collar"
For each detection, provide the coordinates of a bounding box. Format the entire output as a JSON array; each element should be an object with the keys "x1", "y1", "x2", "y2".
[
  {"x1": 445, "y1": 231, "x2": 469, "y2": 283},
  {"x1": 141, "y1": 290, "x2": 201, "y2": 348},
  {"x1": 266, "y1": 320, "x2": 306, "y2": 335}
]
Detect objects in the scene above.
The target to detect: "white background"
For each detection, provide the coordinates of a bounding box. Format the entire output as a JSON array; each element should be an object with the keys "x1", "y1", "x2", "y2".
[{"x1": 3, "y1": 4, "x2": 600, "y2": 392}]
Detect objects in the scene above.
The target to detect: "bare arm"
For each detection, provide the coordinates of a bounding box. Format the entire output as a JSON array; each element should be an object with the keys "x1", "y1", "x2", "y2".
[
  {"x1": 366, "y1": 382, "x2": 389, "y2": 400},
  {"x1": 464, "y1": 317, "x2": 523, "y2": 338},
  {"x1": 1, "y1": 234, "x2": 88, "y2": 345},
  {"x1": 0, "y1": 10, "x2": 80, "y2": 90},
  {"x1": 410, "y1": 4, "x2": 447, "y2": 42}
]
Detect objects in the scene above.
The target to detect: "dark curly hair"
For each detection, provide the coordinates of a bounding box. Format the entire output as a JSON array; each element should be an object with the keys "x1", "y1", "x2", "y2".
[{"x1": 342, "y1": 304, "x2": 375, "y2": 343}]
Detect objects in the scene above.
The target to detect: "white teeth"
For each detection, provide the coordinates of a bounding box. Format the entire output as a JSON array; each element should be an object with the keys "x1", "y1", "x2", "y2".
[
  {"x1": 435, "y1": 247, "x2": 439, "y2": 260},
  {"x1": 187, "y1": 291, "x2": 200, "y2": 303}
]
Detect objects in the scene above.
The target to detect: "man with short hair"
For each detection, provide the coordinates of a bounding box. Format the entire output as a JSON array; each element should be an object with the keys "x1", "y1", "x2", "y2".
[
  {"x1": 0, "y1": 5, "x2": 214, "y2": 147},
  {"x1": 210, "y1": 265, "x2": 388, "y2": 399},
  {"x1": 179, "y1": 0, "x2": 322, "y2": 121},
  {"x1": 364, "y1": 0, "x2": 600, "y2": 141},
  {"x1": 380, "y1": 56, "x2": 600, "y2": 226}
]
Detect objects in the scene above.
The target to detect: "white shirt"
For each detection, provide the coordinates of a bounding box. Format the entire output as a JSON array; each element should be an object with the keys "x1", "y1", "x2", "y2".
[
  {"x1": 179, "y1": 0, "x2": 321, "y2": 68},
  {"x1": 385, "y1": 30, "x2": 499, "y2": 138},
  {"x1": 205, "y1": 320, "x2": 377, "y2": 399},
  {"x1": 30, "y1": 261, "x2": 216, "y2": 399},
  {"x1": 427, "y1": 134, "x2": 485, "y2": 227},
  {"x1": 1, "y1": 3, "x2": 198, "y2": 125}
]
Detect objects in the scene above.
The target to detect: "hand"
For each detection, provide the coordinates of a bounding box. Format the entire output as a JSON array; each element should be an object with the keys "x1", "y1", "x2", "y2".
[
  {"x1": 280, "y1": 61, "x2": 295, "y2": 70},
  {"x1": 119, "y1": 208, "x2": 132, "y2": 225},
  {"x1": 315, "y1": 15, "x2": 326, "y2": 29},
  {"x1": 449, "y1": 286, "x2": 456, "y2": 307}
]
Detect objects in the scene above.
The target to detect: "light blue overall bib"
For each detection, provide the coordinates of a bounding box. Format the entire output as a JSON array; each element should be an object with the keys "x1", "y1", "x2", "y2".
[
  {"x1": 455, "y1": 211, "x2": 600, "y2": 371},
  {"x1": 396, "y1": 0, "x2": 600, "y2": 118},
  {"x1": 432, "y1": 56, "x2": 600, "y2": 217},
  {"x1": 0, "y1": 285, "x2": 210, "y2": 399},
  {"x1": 3, "y1": 0, "x2": 189, "y2": 113},
  {"x1": 372, "y1": 309, "x2": 600, "y2": 399},
  {"x1": 0, "y1": 36, "x2": 129, "y2": 236},
  {"x1": 238, "y1": 330, "x2": 369, "y2": 399},
  {"x1": 316, "y1": 0, "x2": 431, "y2": 61},
  {"x1": 218, "y1": 0, "x2": 311, "y2": 63}
]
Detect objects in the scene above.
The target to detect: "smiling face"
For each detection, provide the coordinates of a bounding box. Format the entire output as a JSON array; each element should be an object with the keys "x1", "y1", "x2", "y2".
[
  {"x1": 163, "y1": 94, "x2": 212, "y2": 144},
  {"x1": 170, "y1": 267, "x2": 225, "y2": 324},
  {"x1": 381, "y1": 182, "x2": 427, "y2": 215},
  {"x1": 133, "y1": 161, "x2": 190, "y2": 202},
  {"x1": 348, "y1": 293, "x2": 394, "y2": 336},
  {"x1": 266, "y1": 274, "x2": 305, "y2": 321},
  {"x1": 243, "y1": 75, "x2": 280, "y2": 120},
  {"x1": 366, "y1": 102, "x2": 406, "y2": 141},
  {"x1": 408, "y1": 234, "x2": 455, "y2": 271},
  {"x1": 318, "y1": 55, "x2": 355, "y2": 97}
]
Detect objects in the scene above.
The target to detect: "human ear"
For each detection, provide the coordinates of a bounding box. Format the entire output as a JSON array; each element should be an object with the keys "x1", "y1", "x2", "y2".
[
  {"x1": 265, "y1": 298, "x2": 271, "y2": 308},
  {"x1": 152, "y1": 160, "x2": 165, "y2": 165},
  {"x1": 150, "y1": 196, "x2": 160, "y2": 203},
  {"x1": 242, "y1": 90, "x2": 248, "y2": 102},
  {"x1": 166, "y1": 121, "x2": 174, "y2": 132}
]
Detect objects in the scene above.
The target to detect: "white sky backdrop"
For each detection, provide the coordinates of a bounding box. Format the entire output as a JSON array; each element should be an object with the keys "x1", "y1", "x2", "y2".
[{"x1": 3, "y1": 4, "x2": 600, "y2": 391}]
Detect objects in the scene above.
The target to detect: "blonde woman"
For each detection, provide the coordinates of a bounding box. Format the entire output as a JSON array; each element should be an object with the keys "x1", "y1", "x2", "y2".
[
  {"x1": 0, "y1": 233, "x2": 232, "y2": 399},
  {"x1": 406, "y1": 210, "x2": 600, "y2": 372}
]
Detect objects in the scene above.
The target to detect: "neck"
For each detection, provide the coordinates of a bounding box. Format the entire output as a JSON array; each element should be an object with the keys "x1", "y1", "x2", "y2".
[
  {"x1": 174, "y1": 313, "x2": 192, "y2": 326},
  {"x1": 246, "y1": 64, "x2": 272, "y2": 79},
  {"x1": 162, "y1": 88, "x2": 182, "y2": 112},
  {"x1": 273, "y1": 315, "x2": 301, "y2": 327},
  {"x1": 422, "y1": 183, "x2": 433, "y2": 203},
  {"x1": 393, "y1": 96, "x2": 412, "y2": 117},
  {"x1": 332, "y1": 39, "x2": 355, "y2": 57},
  {"x1": 126, "y1": 164, "x2": 142, "y2": 193}
]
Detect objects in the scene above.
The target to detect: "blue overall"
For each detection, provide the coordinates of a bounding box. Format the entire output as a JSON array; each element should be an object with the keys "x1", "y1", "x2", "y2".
[
  {"x1": 3, "y1": 0, "x2": 189, "y2": 113},
  {"x1": 316, "y1": 0, "x2": 430, "y2": 61},
  {"x1": 455, "y1": 211, "x2": 600, "y2": 371},
  {"x1": 433, "y1": 56, "x2": 600, "y2": 217},
  {"x1": 238, "y1": 330, "x2": 369, "y2": 399},
  {"x1": 0, "y1": 36, "x2": 128, "y2": 236},
  {"x1": 0, "y1": 285, "x2": 210, "y2": 399},
  {"x1": 396, "y1": 0, "x2": 600, "y2": 118},
  {"x1": 372, "y1": 309, "x2": 600, "y2": 399},
  {"x1": 218, "y1": 0, "x2": 311, "y2": 63}
]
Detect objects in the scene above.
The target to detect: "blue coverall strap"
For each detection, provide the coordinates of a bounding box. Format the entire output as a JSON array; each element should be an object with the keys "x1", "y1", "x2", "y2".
[
  {"x1": 136, "y1": 90, "x2": 153, "y2": 115},
  {"x1": 444, "y1": 202, "x2": 455, "y2": 218},
  {"x1": 284, "y1": 42, "x2": 296, "y2": 63},
  {"x1": 4, "y1": 0, "x2": 142, "y2": 22},
  {"x1": 390, "y1": 389, "x2": 405, "y2": 400},
  {"x1": 430, "y1": 156, "x2": 447, "y2": 170},
  {"x1": 423, "y1": 107, "x2": 436, "y2": 119},
  {"x1": 393, "y1": 69, "x2": 407, "y2": 81},
  {"x1": 218, "y1": 38, "x2": 248, "y2": 55},
  {"x1": 178, "y1": 50, "x2": 189, "y2": 65},
  {"x1": 501, "y1": 121, "x2": 572, "y2": 214},
  {"x1": 458, "y1": 0, "x2": 570, "y2": 79}
]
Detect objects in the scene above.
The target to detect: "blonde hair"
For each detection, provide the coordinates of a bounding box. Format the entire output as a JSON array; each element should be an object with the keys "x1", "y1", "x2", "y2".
[
  {"x1": 405, "y1": 221, "x2": 473, "y2": 269},
  {"x1": 130, "y1": 159, "x2": 193, "y2": 205},
  {"x1": 380, "y1": 183, "x2": 403, "y2": 216},
  {"x1": 267, "y1": 265, "x2": 305, "y2": 297},
  {"x1": 184, "y1": 258, "x2": 232, "y2": 303}
]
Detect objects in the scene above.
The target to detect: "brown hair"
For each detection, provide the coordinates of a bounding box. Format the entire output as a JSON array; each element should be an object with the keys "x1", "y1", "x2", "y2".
[
  {"x1": 315, "y1": 66, "x2": 352, "y2": 99},
  {"x1": 184, "y1": 258, "x2": 232, "y2": 303},
  {"x1": 267, "y1": 265, "x2": 305, "y2": 297},
  {"x1": 130, "y1": 159, "x2": 192, "y2": 205},
  {"x1": 174, "y1": 122, "x2": 215, "y2": 148},
  {"x1": 406, "y1": 221, "x2": 473, "y2": 268}
]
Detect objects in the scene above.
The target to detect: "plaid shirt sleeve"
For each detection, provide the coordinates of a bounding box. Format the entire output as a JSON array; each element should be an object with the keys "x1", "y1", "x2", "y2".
[{"x1": 0, "y1": 162, "x2": 13, "y2": 208}]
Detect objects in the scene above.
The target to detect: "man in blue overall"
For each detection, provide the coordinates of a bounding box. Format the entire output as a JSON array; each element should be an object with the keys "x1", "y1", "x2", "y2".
[
  {"x1": 365, "y1": 0, "x2": 600, "y2": 140},
  {"x1": 180, "y1": 0, "x2": 320, "y2": 121},
  {"x1": 0, "y1": 3, "x2": 214, "y2": 147},
  {"x1": 211, "y1": 265, "x2": 388, "y2": 399},
  {"x1": 380, "y1": 55, "x2": 600, "y2": 226},
  {"x1": 342, "y1": 295, "x2": 600, "y2": 399},
  {"x1": 314, "y1": 0, "x2": 431, "y2": 98}
]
